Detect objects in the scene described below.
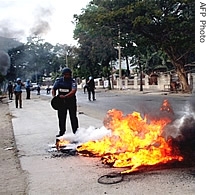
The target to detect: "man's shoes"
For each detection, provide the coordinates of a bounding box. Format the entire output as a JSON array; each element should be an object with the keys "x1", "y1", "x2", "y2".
[{"x1": 93, "y1": 99, "x2": 96, "y2": 101}]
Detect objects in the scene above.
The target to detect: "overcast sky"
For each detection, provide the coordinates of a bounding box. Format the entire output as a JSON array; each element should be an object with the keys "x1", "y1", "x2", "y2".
[{"x1": 0, "y1": 0, "x2": 90, "y2": 45}]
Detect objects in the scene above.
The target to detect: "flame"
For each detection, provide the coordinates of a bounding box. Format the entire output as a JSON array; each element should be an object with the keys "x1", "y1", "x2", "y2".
[
  {"x1": 77, "y1": 100, "x2": 183, "y2": 173},
  {"x1": 56, "y1": 138, "x2": 70, "y2": 150},
  {"x1": 160, "y1": 99, "x2": 174, "y2": 114}
]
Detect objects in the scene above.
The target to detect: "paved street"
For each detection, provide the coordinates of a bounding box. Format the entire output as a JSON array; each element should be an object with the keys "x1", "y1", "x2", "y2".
[{"x1": 8, "y1": 90, "x2": 195, "y2": 195}]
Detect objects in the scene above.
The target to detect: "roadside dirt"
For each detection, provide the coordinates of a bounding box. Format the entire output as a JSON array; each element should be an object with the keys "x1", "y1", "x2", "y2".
[{"x1": 0, "y1": 97, "x2": 27, "y2": 194}]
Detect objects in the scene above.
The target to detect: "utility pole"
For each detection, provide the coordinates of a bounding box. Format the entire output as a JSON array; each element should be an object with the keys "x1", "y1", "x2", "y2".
[
  {"x1": 138, "y1": 57, "x2": 143, "y2": 91},
  {"x1": 66, "y1": 48, "x2": 73, "y2": 77},
  {"x1": 35, "y1": 62, "x2": 38, "y2": 84},
  {"x1": 118, "y1": 24, "x2": 122, "y2": 90},
  {"x1": 65, "y1": 52, "x2": 68, "y2": 67}
]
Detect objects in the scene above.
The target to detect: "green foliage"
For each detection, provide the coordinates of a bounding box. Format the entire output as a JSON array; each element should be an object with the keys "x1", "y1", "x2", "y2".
[
  {"x1": 73, "y1": 0, "x2": 194, "y2": 92},
  {"x1": 73, "y1": 6, "x2": 117, "y2": 79},
  {"x1": 7, "y1": 37, "x2": 72, "y2": 83}
]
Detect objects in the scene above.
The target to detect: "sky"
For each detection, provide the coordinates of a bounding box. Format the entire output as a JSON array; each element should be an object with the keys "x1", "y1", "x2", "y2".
[{"x1": 0, "y1": 0, "x2": 91, "y2": 45}]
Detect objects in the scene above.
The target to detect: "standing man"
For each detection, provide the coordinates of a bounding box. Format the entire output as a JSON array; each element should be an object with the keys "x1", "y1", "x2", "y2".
[
  {"x1": 25, "y1": 79, "x2": 31, "y2": 99},
  {"x1": 37, "y1": 84, "x2": 41, "y2": 95},
  {"x1": 87, "y1": 76, "x2": 96, "y2": 101},
  {"x1": 14, "y1": 78, "x2": 24, "y2": 108},
  {"x1": 51, "y1": 67, "x2": 79, "y2": 137},
  {"x1": 7, "y1": 81, "x2": 13, "y2": 100}
]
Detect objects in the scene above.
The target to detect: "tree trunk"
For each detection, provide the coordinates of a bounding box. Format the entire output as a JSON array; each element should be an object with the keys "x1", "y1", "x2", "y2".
[
  {"x1": 125, "y1": 56, "x2": 130, "y2": 77},
  {"x1": 175, "y1": 63, "x2": 191, "y2": 93},
  {"x1": 165, "y1": 48, "x2": 191, "y2": 93}
]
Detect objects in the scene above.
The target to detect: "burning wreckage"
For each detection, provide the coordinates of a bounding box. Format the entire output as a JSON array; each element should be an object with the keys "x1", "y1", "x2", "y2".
[{"x1": 54, "y1": 99, "x2": 195, "y2": 175}]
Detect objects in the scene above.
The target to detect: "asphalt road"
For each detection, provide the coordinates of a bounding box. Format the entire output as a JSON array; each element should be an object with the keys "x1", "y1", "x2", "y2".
[{"x1": 76, "y1": 89, "x2": 195, "y2": 121}]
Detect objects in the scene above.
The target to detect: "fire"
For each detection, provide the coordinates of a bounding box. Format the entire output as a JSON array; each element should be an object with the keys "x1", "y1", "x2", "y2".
[
  {"x1": 56, "y1": 138, "x2": 70, "y2": 150},
  {"x1": 77, "y1": 100, "x2": 183, "y2": 173},
  {"x1": 160, "y1": 99, "x2": 174, "y2": 114}
]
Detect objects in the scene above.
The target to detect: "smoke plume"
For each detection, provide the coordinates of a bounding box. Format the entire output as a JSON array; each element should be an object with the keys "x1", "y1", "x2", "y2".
[
  {"x1": 0, "y1": 50, "x2": 10, "y2": 75},
  {"x1": 0, "y1": 19, "x2": 25, "y2": 40},
  {"x1": 163, "y1": 102, "x2": 195, "y2": 141},
  {"x1": 30, "y1": 7, "x2": 52, "y2": 37},
  {"x1": 0, "y1": 5, "x2": 53, "y2": 42}
]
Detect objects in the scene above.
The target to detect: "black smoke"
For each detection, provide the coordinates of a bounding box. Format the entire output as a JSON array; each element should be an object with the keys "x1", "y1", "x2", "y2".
[
  {"x1": 0, "y1": 5, "x2": 52, "y2": 42},
  {"x1": 163, "y1": 102, "x2": 195, "y2": 166},
  {"x1": 30, "y1": 7, "x2": 52, "y2": 37},
  {"x1": 0, "y1": 50, "x2": 10, "y2": 76}
]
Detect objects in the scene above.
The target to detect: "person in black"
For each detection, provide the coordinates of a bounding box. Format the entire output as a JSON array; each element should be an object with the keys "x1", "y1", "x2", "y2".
[
  {"x1": 46, "y1": 85, "x2": 51, "y2": 94},
  {"x1": 7, "y1": 81, "x2": 13, "y2": 100},
  {"x1": 83, "y1": 82, "x2": 88, "y2": 94},
  {"x1": 37, "y1": 84, "x2": 41, "y2": 95},
  {"x1": 25, "y1": 79, "x2": 31, "y2": 99},
  {"x1": 52, "y1": 67, "x2": 79, "y2": 137},
  {"x1": 87, "y1": 76, "x2": 96, "y2": 101}
]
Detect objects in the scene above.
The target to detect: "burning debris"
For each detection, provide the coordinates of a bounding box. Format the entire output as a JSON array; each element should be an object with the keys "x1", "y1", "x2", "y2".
[
  {"x1": 160, "y1": 99, "x2": 174, "y2": 114},
  {"x1": 50, "y1": 126, "x2": 111, "y2": 156},
  {"x1": 55, "y1": 138, "x2": 70, "y2": 150},
  {"x1": 55, "y1": 99, "x2": 195, "y2": 173}
]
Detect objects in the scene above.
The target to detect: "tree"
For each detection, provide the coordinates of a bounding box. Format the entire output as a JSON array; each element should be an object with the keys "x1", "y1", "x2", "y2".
[
  {"x1": 73, "y1": 5, "x2": 117, "y2": 87},
  {"x1": 77, "y1": 0, "x2": 195, "y2": 92},
  {"x1": 132, "y1": 0, "x2": 194, "y2": 92},
  {"x1": 7, "y1": 37, "x2": 73, "y2": 83}
]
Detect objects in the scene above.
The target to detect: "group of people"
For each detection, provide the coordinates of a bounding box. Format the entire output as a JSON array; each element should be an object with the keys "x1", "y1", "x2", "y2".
[
  {"x1": 51, "y1": 67, "x2": 96, "y2": 137},
  {"x1": 8, "y1": 68, "x2": 96, "y2": 138}
]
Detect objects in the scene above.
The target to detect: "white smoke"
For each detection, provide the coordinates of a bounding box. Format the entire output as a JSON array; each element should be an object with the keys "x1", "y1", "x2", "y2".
[{"x1": 57, "y1": 126, "x2": 111, "y2": 150}]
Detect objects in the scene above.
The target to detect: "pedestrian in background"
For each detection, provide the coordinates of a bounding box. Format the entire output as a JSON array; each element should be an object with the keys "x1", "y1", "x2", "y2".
[
  {"x1": 7, "y1": 81, "x2": 13, "y2": 100},
  {"x1": 14, "y1": 78, "x2": 24, "y2": 108},
  {"x1": 87, "y1": 76, "x2": 96, "y2": 101},
  {"x1": 83, "y1": 80, "x2": 88, "y2": 94},
  {"x1": 37, "y1": 84, "x2": 41, "y2": 95},
  {"x1": 25, "y1": 79, "x2": 31, "y2": 99},
  {"x1": 51, "y1": 67, "x2": 79, "y2": 137},
  {"x1": 46, "y1": 85, "x2": 51, "y2": 94}
]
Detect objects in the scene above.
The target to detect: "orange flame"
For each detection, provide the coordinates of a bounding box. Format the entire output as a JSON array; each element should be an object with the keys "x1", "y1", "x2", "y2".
[
  {"x1": 160, "y1": 99, "x2": 174, "y2": 114},
  {"x1": 56, "y1": 139, "x2": 70, "y2": 150},
  {"x1": 77, "y1": 100, "x2": 183, "y2": 173}
]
